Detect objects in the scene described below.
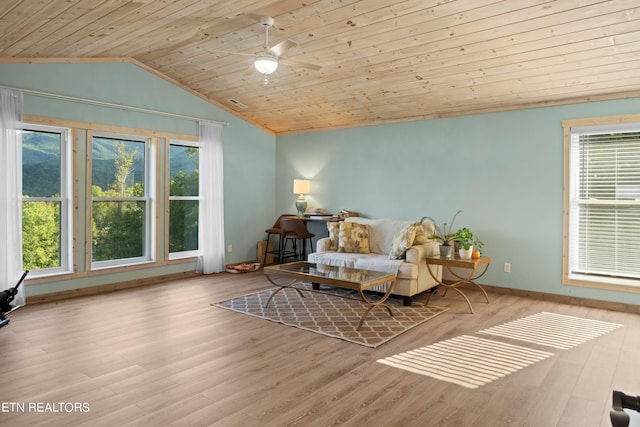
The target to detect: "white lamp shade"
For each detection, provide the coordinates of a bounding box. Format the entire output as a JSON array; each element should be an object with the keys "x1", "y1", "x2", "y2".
[
  {"x1": 293, "y1": 179, "x2": 310, "y2": 195},
  {"x1": 254, "y1": 54, "x2": 278, "y2": 74}
]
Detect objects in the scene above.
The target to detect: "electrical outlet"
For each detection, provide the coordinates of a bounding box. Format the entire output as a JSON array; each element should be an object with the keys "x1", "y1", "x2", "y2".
[
  {"x1": 227, "y1": 245, "x2": 233, "y2": 253},
  {"x1": 504, "y1": 262, "x2": 511, "y2": 273}
]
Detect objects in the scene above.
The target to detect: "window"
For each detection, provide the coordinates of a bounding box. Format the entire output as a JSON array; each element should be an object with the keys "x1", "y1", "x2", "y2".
[
  {"x1": 91, "y1": 133, "x2": 155, "y2": 268},
  {"x1": 168, "y1": 140, "x2": 199, "y2": 259},
  {"x1": 565, "y1": 121, "x2": 640, "y2": 289},
  {"x1": 21, "y1": 125, "x2": 72, "y2": 277},
  {"x1": 20, "y1": 118, "x2": 198, "y2": 279}
]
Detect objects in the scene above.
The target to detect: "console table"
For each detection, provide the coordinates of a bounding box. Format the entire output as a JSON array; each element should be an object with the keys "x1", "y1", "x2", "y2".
[
  {"x1": 424, "y1": 255, "x2": 491, "y2": 313},
  {"x1": 299, "y1": 215, "x2": 340, "y2": 250}
]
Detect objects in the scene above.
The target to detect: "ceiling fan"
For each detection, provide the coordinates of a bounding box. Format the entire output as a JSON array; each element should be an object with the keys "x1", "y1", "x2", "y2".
[{"x1": 211, "y1": 16, "x2": 321, "y2": 84}]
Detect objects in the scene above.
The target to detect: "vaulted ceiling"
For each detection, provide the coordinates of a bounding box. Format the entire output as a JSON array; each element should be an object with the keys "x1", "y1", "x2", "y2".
[{"x1": 1, "y1": 0, "x2": 639, "y2": 135}]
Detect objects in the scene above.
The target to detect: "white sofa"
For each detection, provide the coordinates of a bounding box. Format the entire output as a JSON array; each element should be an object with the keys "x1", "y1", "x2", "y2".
[{"x1": 308, "y1": 217, "x2": 442, "y2": 306}]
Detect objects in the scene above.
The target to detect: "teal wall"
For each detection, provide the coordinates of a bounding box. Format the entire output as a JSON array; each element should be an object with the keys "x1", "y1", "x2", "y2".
[
  {"x1": 3, "y1": 60, "x2": 640, "y2": 307},
  {"x1": 0, "y1": 62, "x2": 276, "y2": 296},
  {"x1": 277, "y1": 98, "x2": 640, "y2": 306}
]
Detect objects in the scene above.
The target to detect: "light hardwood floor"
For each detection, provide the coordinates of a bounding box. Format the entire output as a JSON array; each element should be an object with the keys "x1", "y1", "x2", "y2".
[{"x1": 1, "y1": 271, "x2": 638, "y2": 426}]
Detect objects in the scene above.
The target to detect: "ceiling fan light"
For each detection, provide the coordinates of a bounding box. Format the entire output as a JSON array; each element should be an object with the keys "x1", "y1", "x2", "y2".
[{"x1": 254, "y1": 54, "x2": 278, "y2": 74}]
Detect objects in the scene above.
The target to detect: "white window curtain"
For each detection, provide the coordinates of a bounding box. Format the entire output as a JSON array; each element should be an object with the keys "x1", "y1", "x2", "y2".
[
  {"x1": 197, "y1": 120, "x2": 225, "y2": 274},
  {"x1": 0, "y1": 87, "x2": 25, "y2": 307}
]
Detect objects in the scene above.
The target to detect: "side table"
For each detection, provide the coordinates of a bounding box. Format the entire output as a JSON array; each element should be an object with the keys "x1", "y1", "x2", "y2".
[{"x1": 424, "y1": 255, "x2": 491, "y2": 313}]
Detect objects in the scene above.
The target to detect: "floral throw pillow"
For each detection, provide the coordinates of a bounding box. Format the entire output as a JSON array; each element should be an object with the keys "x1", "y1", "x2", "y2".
[
  {"x1": 338, "y1": 222, "x2": 370, "y2": 254},
  {"x1": 389, "y1": 223, "x2": 418, "y2": 259},
  {"x1": 327, "y1": 222, "x2": 340, "y2": 251}
]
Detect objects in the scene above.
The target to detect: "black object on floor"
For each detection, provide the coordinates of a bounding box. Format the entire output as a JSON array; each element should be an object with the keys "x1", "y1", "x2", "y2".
[{"x1": 0, "y1": 270, "x2": 29, "y2": 329}]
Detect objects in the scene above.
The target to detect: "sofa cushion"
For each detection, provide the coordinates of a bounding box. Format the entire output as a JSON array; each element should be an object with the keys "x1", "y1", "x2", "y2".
[
  {"x1": 389, "y1": 223, "x2": 418, "y2": 259},
  {"x1": 338, "y1": 222, "x2": 370, "y2": 254}
]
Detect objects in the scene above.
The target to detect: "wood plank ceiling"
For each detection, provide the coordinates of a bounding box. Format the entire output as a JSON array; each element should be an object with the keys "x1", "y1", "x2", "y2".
[{"x1": 1, "y1": 0, "x2": 639, "y2": 135}]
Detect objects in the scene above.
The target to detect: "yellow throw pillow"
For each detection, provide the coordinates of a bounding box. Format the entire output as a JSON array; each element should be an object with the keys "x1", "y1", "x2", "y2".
[
  {"x1": 413, "y1": 219, "x2": 435, "y2": 245},
  {"x1": 413, "y1": 222, "x2": 426, "y2": 245},
  {"x1": 327, "y1": 222, "x2": 340, "y2": 251},
  {"x1": 389, "y1": 224, "x2": 417, "y2": 259},
  {"x1": 338, "y1": 222, "x2": 370, "y2": 254}
]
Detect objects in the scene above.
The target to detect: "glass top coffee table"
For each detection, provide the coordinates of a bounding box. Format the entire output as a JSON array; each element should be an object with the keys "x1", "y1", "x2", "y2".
[{"x1": 263, "y1": 261, "x2": 397, "y2": 330}]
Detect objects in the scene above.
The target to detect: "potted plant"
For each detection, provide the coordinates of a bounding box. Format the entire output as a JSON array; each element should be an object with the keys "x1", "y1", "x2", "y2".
[
  {"x1": 455, "y1": 227, "x2": 484, "y2": 260},
  {"x1": 422, "y1": 210, "x2": 462, "y2": 258}
]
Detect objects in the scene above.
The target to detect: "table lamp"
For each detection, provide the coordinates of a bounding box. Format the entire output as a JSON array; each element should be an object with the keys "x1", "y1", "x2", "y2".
[{"x1": 293, "y1": 179, "x2": 310, "y2": 217}]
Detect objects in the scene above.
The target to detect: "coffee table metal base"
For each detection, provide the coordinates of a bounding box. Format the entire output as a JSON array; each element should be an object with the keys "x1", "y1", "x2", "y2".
[
  {"x1": 263, "y1": 275, "x2": 307, "y2": 308},
  {"x1": 263, "y1": 262, "x2": 397, "y2": 331},
  {"x1": 350, "y1": 284, "x2": 395, "y2": 331}
]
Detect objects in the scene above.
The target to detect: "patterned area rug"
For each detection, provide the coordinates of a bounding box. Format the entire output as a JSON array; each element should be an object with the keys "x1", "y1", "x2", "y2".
[
  {"x1": 477, "y1": 311, "x2": 623, "y2": 349},
  {"x1": 214, "y1": 284, "x2": 448, "y2": 348},
  {"x1": 377, "y1": 335, "x2": 554, "y2": 389}
]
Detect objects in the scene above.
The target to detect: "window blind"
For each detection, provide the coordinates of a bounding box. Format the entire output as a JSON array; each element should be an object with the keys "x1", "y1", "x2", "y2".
[{"x1": 569, "y1": 124, "x2": 640, "y2": 283}]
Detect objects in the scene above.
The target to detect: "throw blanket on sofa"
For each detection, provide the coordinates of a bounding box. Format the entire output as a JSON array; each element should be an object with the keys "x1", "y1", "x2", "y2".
[{"x1": 353, "y1": 258, "x2": 403, "y2": 293}]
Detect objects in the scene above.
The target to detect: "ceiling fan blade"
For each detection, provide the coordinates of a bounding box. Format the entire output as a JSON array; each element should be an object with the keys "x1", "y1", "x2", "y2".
[
  {"x1": 268, "y1": 39, "x2": 297, "y2": 57},
  {"x1": 208, "y1": 49, "x2": 255, "y2": 58},
  {"x1": 237, "y1": 12, "x2": 263, "y2": 21},
  {"x1": 279, "y1": 57, "x2": 322, "y2": 71}
]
